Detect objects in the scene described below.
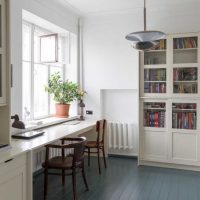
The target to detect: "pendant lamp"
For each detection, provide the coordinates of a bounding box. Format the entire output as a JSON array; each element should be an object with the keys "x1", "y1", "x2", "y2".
[{"x1": 125, "y1": 0, "x2": 166, "y2": 50}]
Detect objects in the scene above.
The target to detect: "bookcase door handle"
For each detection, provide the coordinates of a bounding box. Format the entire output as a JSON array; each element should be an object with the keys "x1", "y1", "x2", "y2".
[
  {"x1": 11, "y1": 64, "x2": 13, "y2": 88},
  {"x1": 4, "y1": 158, "x2": 13, "y2": 163}
]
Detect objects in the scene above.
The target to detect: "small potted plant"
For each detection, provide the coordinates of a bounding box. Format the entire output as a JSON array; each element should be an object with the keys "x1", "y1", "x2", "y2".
[{"x1": 45, "y1": 72, "x2": 80, "y2": 118}]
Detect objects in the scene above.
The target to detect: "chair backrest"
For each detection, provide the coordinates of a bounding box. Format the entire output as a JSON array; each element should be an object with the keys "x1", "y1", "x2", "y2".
[
  {"x1": 61, "y1": 137, "x2": 86, "y2": 166},
  {"x1": 96, "y1": 119, "x2": 106, "y2": 144}
]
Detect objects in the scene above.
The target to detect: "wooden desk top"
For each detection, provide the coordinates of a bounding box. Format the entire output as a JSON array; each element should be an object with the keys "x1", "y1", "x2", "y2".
[{"x1": 0, "y1": 121, "x2": 95, "y2": 163}]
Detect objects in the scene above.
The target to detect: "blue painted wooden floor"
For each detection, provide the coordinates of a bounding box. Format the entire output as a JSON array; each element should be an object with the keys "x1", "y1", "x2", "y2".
[{"x1": 33, "y1": 157, "x2": 200, "y2": 200}]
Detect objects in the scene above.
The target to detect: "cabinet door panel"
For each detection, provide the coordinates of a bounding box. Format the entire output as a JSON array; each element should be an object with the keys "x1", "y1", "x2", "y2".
[
  {"x1": 0, "y1": 166, "x2": 26, "y2": 200},
  {"x1": 0, "y1": 174, "x2": 23, "y2": 200},
  {"x1": 172, "y1": 132, "x2": 197, "y2": 162},
  {"x1": 143, "y1": 131, "x2": 167, "y2": 161}
]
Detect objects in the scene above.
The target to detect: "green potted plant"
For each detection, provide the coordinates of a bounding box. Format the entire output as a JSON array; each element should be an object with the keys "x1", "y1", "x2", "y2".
[{"x1": 45, "y1": 72, "x2": 80, "y2": 118}]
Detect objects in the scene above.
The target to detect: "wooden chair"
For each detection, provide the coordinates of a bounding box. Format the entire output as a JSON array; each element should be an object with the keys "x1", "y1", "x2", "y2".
[
  {"x1": 84, "y1": 119, "x2": 107, "y2": 174},
  {"x1": 42, "y1": 137, "x2": 89, "y2": 200}
]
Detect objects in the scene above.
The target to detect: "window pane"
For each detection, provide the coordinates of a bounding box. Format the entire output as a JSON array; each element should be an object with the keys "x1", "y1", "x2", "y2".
[
  {"x1": 34, "y1": 32, "x2": 40, "y2": 63},
  {"x1": 23, "y1": 24, "x2": 31, "y2": 61},
  {"x1": 58, "y1": 37, "x2": 65, "y2": 63},
  {"x1": 22, "y1": 61, "x2": 31, "y2": 120},
  {"x1": 49, "y1": 66, "x2": 62, "y2": 114},
  {"x1": 40, "y1": 34, "x2": 58, "y2": 62},
  {"x1": 34, "y1": 64, "x2": 48, "y2": 118},
  {"x1": 34, "y1": 27, "x2": 49, "y2": 63}
]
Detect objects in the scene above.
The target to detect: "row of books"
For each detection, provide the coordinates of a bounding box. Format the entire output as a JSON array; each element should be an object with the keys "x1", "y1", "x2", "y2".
[
  {"x1": 144, "y1": 102, "x2": 166, "y2": 109},
  {"x1": 144, "y1": 56, "x2": 166, "y2": 65},
  {"x1": 144, "y1": 111, "x2": 165, "y2": 127},
  {"x1": 155, "y1": 40, "x2": 166, "y2": 50},
  {"x1": 173, "y1": 37, "x2": 197, "y2": 49},
  {"x1": 173, "y1": 83, "x2": 197, "y2": 94},
  {"x1": 144, "y1": 69, "x2": 166, "y2": 81},
  {"x1": 173, "y1": 68, "x2": 197, "y2": 81},
  {"x1": 172, "y1": 112, "x2": 196, "y2": 129},
  {"x1": 144, "y1": 83, "x2": 166, "y2": 93},
  {"x1": 172, "y1": 103, "x2": 196, "y2": 110}
]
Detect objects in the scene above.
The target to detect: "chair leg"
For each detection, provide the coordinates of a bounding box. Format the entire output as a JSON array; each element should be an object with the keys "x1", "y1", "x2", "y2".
[
  {"x1": 72, "y1": 169, "x2": 78, "y2": 200},
  {"x1": 97, "y1": 148, "x2": 101, "y2": 174},
  {"x1": 82, "y1": 162, "x2": 89, "y2": 191},
  {"x1": 88, "y1": 148, "x2": 90, "y2": 166},
  {"x1": 102, "y1": 146, "x2": 107, "y2": 168},
  {"x1": 44, "y1": 168, "x2": 48, "y2": 200},
  {"x1": 62, "y1": 169, "x2": 65, "y2": 186}
]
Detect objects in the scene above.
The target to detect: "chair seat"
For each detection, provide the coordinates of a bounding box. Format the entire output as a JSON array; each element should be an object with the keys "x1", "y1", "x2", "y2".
[
  {"x1": 85, "y1": 141, "x2": 103, "y2": 148},
  {"x1": 42, "y1": 156, "x2": 78, "y2": 169}
]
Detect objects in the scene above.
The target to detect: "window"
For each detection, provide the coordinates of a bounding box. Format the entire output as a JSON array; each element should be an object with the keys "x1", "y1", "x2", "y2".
[{"x1": 22, "y1": 21, "x2": 68, "y2": 120}]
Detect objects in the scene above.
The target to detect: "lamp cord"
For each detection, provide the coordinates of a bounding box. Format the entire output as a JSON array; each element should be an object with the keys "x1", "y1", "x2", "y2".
[{"x1": 144, "y1": 0, "x2": 146, "y2": 31}]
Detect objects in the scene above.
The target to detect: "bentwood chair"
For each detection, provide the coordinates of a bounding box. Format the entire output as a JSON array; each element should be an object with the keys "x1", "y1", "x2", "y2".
[
  {"x1": 42, "y1": 137, "x2": 89, "y2": 200},
  {"x1": 84, "y1": 119, "x2": 107, "y2": 174}
]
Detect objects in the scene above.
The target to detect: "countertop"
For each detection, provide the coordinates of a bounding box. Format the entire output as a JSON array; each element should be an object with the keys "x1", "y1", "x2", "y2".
[{"x1": 0, "y1": 120, "x2": 95, "y2": 164}]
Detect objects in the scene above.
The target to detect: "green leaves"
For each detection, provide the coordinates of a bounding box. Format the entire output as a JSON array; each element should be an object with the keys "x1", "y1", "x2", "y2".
[{"x1": 45, "y1": 72, "x2": 80, "y2": 104}]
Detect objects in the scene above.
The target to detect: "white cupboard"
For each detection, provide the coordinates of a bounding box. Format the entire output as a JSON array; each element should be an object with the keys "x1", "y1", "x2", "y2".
[{"x1": 0, "y1": 154, "x2": 27, "y2": 200}]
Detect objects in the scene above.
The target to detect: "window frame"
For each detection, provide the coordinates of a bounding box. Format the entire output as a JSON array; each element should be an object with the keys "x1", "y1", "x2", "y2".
[
  {"x1": 22, "y1": 20, "x2": 66, "y2": 121},
  {"x1": 40, "y1": 33, "x2": 58, "y2": 63}
]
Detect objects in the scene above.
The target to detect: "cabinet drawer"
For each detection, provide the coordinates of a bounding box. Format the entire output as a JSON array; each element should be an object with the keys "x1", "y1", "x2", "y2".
[{"x1": 0, "y1": 153, "x2": 26, "y2": 175}]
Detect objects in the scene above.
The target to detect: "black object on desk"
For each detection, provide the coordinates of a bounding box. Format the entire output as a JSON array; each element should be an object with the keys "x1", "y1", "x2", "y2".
[
  {"x1": 0, "y1": 144, "x2": 9, "y2": 148},
  {"x1": 11, "y1": 114, "x2": 25, "y2": 129},
  {"x1": 12, "y1": 130, "x2": 45, "y2": 139}
]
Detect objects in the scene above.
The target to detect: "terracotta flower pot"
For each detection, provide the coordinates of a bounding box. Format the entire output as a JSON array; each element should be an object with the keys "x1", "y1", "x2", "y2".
[{"x1": 55, "y1": 104, "x2": 70, "y2": 118}]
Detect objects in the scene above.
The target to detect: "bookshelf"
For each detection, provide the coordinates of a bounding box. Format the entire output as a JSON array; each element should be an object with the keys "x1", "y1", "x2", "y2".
[
  {"x1": 139, "y1": 33, "x2": 200, "y2": 167},
  {"x1": 173, "y1": 67, "x2": 198, "y2": 94},
  {"x1": 173, "y1": 37, "x2": 198, "y2": 64},
  {"x1": 172, "y1": 103, "x2": 197, "y2": 130},
  {"x1": 144, "y1": 39, "x2": 167, "y2": 65},
  {"x1": 144, "y1": 102, "x2": 166, "y2": 128},
  {"x1": 144, "y1": 68, "x2": 166, "y2": 93}
]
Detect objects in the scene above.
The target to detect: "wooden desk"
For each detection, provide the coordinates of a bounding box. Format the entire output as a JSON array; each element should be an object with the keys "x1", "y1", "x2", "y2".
[{"x1": 10, "y1": 120, "x2": 95, "y2": 200}]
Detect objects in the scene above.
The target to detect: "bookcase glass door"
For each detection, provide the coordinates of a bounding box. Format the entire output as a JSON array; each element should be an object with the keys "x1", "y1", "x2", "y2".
[
  {"x1": 144, "y1": 39, "x2": 167, "y2": 65},
  {"x1": 0, "y1": 0, "x2": 5, "y2": 105},
  {"x1": 0, "y1": 55, "x2": 2, "y2": 98},
  {"x1": 0, "y1": 2, "x2": 2, "y2": 99},
  {"x1": 144, "y1": 102, "x2": 166, "y2": 128},
  {"x1": 172, "y1": 103, "x2": 197, "y2": 130},
  {"x1": 173, "y1": 67, "x2": 198, "y2": 94},
  {"x1": 173, "y1": 37, "x2": 198, "y2": 64},
  {"x1": 144, "y1": 68, "x2": 166, "y2": 93}
]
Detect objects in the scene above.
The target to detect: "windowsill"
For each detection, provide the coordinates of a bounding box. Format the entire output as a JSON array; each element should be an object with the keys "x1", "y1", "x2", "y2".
[{"x1": 11, "y1": 115, "x2": 78, "y2": 135}]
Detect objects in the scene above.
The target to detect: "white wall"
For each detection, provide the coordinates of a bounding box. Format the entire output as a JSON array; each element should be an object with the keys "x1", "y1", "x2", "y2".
[
  {"x1": 82, "y1": 3, "x2": 200, "y2": 155},
  {"x1": 82, "y1": 10, "x2": 141, "y2": 120},
  {"x1": 82, "y1": 10, "x2": 141, "y2": 156},
  {"x1": 9, "y1": 0, "x2": 79, "y2": 118}
]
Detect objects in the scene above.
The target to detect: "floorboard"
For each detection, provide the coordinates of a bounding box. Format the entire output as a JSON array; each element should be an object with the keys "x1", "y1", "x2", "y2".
[{"x1": 33, "y1": 157, "x2": 200, "y2": 200}]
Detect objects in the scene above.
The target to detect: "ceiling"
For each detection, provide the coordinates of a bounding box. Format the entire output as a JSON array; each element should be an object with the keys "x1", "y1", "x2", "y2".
[
  {"x1": 59, "y1": 0, "x2": 142, "y2": 14},
  {"x1": 56, "y1": 0, "x2": 200, "y2": 15}
]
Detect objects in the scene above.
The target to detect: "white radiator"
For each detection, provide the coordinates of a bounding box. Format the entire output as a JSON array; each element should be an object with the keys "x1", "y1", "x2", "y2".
[{"x1": 108, "y1": 122, "x2": 135, "y2": 150}]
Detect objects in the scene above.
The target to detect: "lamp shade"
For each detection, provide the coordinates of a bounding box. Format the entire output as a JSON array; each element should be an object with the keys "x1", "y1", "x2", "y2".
[
  {"x1": 126, "y1": 31, "x2": 166, "y2": 50},
  {"x1": 125, "y1": 30, "x2": 166, "y2": 42}
]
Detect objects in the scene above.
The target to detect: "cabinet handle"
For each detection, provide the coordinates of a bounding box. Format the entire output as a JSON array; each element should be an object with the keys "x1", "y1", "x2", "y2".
[
  {"x1": 11, "y1": 64, "x2": 13, "y2": 88},
  {"x1": 4, "y1": 158, "x2": 13, "y2": 163}
]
